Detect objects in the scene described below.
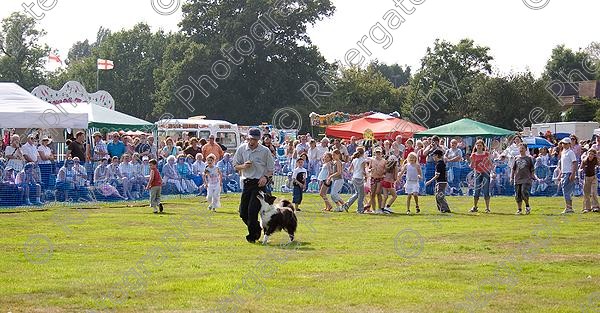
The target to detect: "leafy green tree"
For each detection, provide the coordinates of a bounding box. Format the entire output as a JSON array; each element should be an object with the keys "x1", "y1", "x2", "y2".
[
  {"x1": 153, "y1": 0, "x2": 335, "y2": 130},
  {"x1": 368, "y1": 60, "x2": 411, "y2": 87},
  {"x1": 564, "y1": 98, "x2": 600, "y2": 122},
  {"x1": 467, "y1": 72, "x2": 561, "y2": 130},
  {"x1": 319, "y1": 66, "x2": 404, "y2": 115},
  {"x1": 544, "y1": 45, "x2": 596, "y2": 81},
  {"x1": 403, "y1": 38, "x2": 493, "y2": 127},
  {"x1": 0, "y1": 12, "x2": 49, "y2": 90}
]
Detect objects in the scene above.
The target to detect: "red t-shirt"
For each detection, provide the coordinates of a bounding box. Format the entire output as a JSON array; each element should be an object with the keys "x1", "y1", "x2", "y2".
[
  {"x1": 471, "y1": 152, "x2": 493, "y2": 173},
  {"x1": 149, "y1": 168, "x2": 162, "y2": 187},
  {"x1": 403, "y1": 147, "x2": 415, "y2": 160}
]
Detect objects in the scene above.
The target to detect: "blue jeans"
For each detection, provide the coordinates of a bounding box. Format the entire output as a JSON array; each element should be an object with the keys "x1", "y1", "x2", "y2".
[
  {"x1": 347, "y1": 178, "x2": 365, "y2": 212},
  {"x1": 561, "y1": 174, "x2": 575, "y2": 201},
  {"x1": 474, "y1": 172, "x2": 490, "y2": 199}
]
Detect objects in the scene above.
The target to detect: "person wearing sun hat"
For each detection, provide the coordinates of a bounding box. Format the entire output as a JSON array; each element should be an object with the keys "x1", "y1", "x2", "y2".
[
  {"x1": 37, "y1": 136, "x2": 55, "y2": 189},
  {"x1": 92, "y1": 132, "x2": 108, "y2": 162},
  {"x1": 558, "y1": 137, "x2": 578, "y2": 214}
]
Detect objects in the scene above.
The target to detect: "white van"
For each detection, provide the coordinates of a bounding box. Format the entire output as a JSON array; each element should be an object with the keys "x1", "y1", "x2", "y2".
[{"x1": 156, "y1": 116, "x2": 241, "y2": 151}]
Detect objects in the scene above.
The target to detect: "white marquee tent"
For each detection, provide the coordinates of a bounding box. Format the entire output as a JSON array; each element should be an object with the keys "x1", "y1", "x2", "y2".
[{"x1": 0, "y1": 82, "x2": 88, "y2": 129}]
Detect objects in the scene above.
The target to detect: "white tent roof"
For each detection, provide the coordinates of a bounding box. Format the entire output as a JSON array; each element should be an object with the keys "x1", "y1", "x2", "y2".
[
  {"x1": 0, "y1": 82, "x2": 88, "y2": 129},
  {"x1": 68, "y1": 102, "x2": 153, "y2": 131}
]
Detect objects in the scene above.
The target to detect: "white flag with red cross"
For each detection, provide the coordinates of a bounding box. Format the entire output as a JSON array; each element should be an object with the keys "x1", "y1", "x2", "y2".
[{"x1": 97, "y1": 59, "x2": 114, "y2": 70}]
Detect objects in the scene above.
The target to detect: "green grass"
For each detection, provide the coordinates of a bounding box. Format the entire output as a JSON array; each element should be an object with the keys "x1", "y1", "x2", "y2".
[{"x1": 0, "y1": 194, "x2": 599, "y2": 313}]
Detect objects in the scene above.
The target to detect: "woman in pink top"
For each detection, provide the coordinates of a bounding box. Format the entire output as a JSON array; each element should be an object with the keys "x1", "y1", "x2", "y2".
[{"x1": 469, "y1": 139, "x2": 495, "y2": 213}]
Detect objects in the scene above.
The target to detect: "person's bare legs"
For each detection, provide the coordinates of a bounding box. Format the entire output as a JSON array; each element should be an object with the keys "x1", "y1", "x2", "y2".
[
  {"x1": 375, "y1": 183, "x2": 383, "y2": 209},
  {"x1": 406, "y1": 194, "x2": 411, "y2": 211},
  {"x1": 386, "y1": 188, "x2": 397, "y2": 207}
]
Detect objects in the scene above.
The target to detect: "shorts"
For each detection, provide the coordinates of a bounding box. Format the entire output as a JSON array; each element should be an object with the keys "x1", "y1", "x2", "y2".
[
  {"x1": 370, "y1": 177, "x2": 383, "y2": 188},
  {"x1": 404, "y1": 181, "x2": 419, "y2": 194},
  {"x1": 292, "y1": 185, "x2": 303, "y2": 204},
  {"x1": 381, "y1": 180, "x2": 394, "y2": 189}
]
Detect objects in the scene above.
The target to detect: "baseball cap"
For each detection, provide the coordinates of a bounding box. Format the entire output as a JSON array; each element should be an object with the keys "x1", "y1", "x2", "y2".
[
  {"x1": 560, "y1": 137, "x2": 572, "y2": 144},
  {"x1": 41, "y1": 135, "x2": 52, "y2": 142},
  {"x1": 374, "y1": 147, "x2": 383, "y2": 153},
  {"x1": 248, "y1": 128, "x2": 261, "y2": 140},
  {"x1": 142, "y1": 156, "x2": 149, "y2": 161}
]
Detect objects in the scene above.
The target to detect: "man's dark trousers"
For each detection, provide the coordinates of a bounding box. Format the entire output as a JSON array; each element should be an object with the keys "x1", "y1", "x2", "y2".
[{"x1": 239, "y1": 179, "x2": 265, "y2": 241}]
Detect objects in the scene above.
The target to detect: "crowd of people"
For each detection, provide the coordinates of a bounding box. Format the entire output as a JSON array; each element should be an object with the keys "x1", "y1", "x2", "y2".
[
  {"x1": 2, "y1": 127, "x2": 600, "y2": 215},
  {"x1": 0, "y1": 130, "x2": 240, "y2": 206}
]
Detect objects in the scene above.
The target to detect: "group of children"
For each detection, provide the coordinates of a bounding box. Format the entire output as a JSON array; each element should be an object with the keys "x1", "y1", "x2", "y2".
[
  {"x1": 146, "y1": 154, "x2": 224, "y2": 214},
  {"x1": 289, "y1": 140, "x2": 546, "y2": 216}
]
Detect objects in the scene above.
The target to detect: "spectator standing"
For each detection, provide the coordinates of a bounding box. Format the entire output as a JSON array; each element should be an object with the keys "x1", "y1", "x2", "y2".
[
  {"x1": 445, "y1": 139, "x2": 464, "y2": 189},
  {"x1": 403, "y1": 139, "x2": 415, "y2": 160},
  {"x1": 148, "y1": 136, "x2": 158, "y2": 159},
  {"x1": 329, "y1": 149, "x2": 348, "y2": 212},
  {"x1": 558, "y1": 137, "x2": 578, "y2": 214},
  {"x1": 5, "y1": 134, "x2": 26, "y2": 172},
  {"x1": 261, "y1": 133, "x2": 277, "y2": 157},
  {"x1": 161, "y1": 138, "x2": 179, "y2": 158},
  {"x1": 92, "y1": 132, "x2": 108, "y2": 161},
  {"x1": 123, "y1": 136, "x2": 135, "y2": 156},
  {"x1": 135, "y1": 133, "x2": 151, "y2": 157},
  {"x1": 37, "y1": 136, "x2": 54, "y2": 189},
  {"x1": 67, "y1": 131, "x2": 87, "y2": 163},
  {"x1": 580, "y1": 148, "x2": 600, "y2": 213},
  {"x1": 318, "y1": 152, "x2": 334, "y2": 212},
  {"x1": 570, "y1": 135, "x2": 582, "y2": 161},
  {"x1": 183, "y1": 137, "x2": 203, "y2": 159},
  {"x1": 21, "y1": 134, "x2": 40, "y2": 164},
  {"x1": 202, "y1": 134, "x2": 224, "y2": 161},
  {"x1": 107, "y1": 133, "x2": 126, "y2": 159},
  {"x1": 391, "y1": 135, "x2": 405, "y2": 159},
  {"x1": 347, "y1": 136, "x2": 358, "y2": 156}
]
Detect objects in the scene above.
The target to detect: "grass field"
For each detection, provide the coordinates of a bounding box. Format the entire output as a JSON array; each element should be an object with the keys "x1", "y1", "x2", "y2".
[{"x1": 1, "y1": 193, "x2": 599, "y2": 313}]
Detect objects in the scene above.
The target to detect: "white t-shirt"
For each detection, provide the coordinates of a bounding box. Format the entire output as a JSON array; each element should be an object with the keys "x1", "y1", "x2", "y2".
[
  {"x1": 307, "y1": 146, "x2": 319, "y2": 161},
  {"x1": 560, "y1": 148, "x2": 577, "y2": 174},
  {"x1": 37, "y1": 145, "x2": 52, "y2": 165},
  {"x1": 352, "y1": 157, "x2": 366, "y2": 179},
  {"x1": 392, "y1": 142, "x2": 405, "y2": 157},
  {"x1": 21, "y1": 142, "x2": 39, "y2": 163},
  {"x1": 292, "y1": 167, "x2": 307, "y2": 185},
  {"x1": 315, "y1": 145, "x2": 328, "y2": 161}
]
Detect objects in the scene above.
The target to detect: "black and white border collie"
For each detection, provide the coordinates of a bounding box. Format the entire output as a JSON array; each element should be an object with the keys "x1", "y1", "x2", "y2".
[{"x1": 256, "y1": 191, "x2": 298, "y2": 245}]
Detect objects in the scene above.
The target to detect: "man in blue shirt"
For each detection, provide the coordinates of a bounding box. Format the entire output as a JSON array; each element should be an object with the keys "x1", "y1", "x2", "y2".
[{"x1": 107, "y1": 132, "x2": 126, "y2": 158}]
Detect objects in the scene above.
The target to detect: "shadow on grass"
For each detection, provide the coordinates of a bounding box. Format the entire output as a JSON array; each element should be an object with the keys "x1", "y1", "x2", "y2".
[{"x1": 263, "y1": 241, "x2": 315, "y2": 251}]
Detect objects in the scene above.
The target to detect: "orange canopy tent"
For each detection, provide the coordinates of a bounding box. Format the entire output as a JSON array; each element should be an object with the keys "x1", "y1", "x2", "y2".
[{"x1": 325, "y1": 113, "x2": 426, "y2": 140}]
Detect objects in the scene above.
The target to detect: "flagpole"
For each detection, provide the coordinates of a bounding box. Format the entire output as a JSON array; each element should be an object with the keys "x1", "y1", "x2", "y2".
[{"x1": 96, "y1": 68, "x2": 99, "y2": 91}]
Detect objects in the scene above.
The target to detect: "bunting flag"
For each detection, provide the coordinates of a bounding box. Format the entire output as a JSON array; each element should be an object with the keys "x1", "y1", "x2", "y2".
[
  {"x1": 48, "y1": 53, "x2": 62, "y2": 64},
  {"x1": 97, "y1": 59, "x2": 114, "y2": 70}
]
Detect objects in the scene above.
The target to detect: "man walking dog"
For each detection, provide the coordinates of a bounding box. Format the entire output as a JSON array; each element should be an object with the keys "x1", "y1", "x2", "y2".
[{"x1": 234, "y1": 128, "x2": 274, "y2": 243}]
